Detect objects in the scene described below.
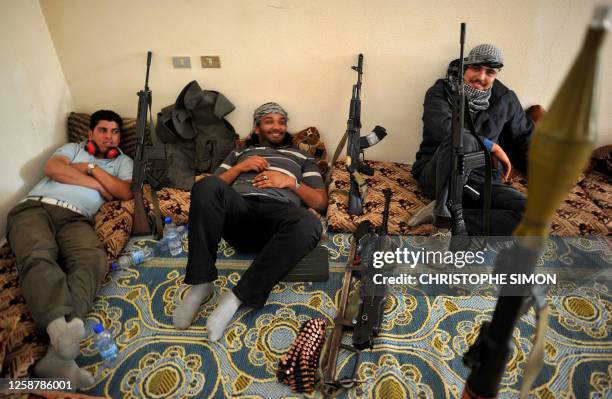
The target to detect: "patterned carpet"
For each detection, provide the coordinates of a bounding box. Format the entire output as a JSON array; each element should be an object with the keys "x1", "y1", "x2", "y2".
[{"x1": 77, "y1": 233, "x2": 612, "y2": 398}]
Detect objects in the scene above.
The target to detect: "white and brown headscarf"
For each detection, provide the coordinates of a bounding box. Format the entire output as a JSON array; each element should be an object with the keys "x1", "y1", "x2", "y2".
[{"x1": 251, "y1": 102, "x2": 289, "y2": 133}]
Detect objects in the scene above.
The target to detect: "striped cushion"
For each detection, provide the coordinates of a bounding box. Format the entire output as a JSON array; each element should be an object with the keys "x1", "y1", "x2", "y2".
[{"x1": 67, "y1": 112, "x2": 151, "y2": 159}]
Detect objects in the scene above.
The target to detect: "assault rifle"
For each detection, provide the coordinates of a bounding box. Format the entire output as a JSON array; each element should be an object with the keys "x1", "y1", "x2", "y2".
[
  {"x1": 340, "y1": 54, "x2": 387, "y2": 215},
  {"x1": 323, "y1": 189, "x2": 394, "y2": 395},
  {"x1": 131, "y1": 51, "x2": 166, "y2": 237},
  {"x1": 447, "y1": 23, "x2": 490, "y2": 237},
  {"x1": 352, "y1": 188, "x2": 393, "y2": 349}
]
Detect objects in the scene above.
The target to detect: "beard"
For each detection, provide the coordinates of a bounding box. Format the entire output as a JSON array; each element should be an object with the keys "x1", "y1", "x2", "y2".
[{"x1": 259, "y1": 131, "x2": 288, "y2": 147}]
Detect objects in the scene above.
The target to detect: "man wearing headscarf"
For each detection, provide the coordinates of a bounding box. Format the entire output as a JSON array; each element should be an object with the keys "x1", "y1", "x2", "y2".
[
  {"x1": 411, "y1": 44, "x2": 535, "y2": 236},
  {"x1": 173, "y1": 102, "x2": 327, "y2": 340}
]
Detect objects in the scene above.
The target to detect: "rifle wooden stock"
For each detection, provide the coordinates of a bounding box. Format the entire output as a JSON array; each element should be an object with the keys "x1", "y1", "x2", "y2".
[{"x1": 132, "y1": 190, "x2": 150, "y2": 236}]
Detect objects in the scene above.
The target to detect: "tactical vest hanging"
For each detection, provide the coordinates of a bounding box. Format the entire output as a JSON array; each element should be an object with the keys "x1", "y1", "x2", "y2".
[{"x1": 153, "y1": 80, "x2": 238, "y2": 189}]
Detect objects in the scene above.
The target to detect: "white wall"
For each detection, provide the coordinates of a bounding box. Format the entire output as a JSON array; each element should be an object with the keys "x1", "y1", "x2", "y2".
[
  {"x1": 0, "y1": 0, "x2": 74, "y2": 238},
  {"x1": 1, "y1": 0, "x2": 609, "y2": 240},
  {"x1": 39, "y1": 0, "x2": 611, "y2": 159}
]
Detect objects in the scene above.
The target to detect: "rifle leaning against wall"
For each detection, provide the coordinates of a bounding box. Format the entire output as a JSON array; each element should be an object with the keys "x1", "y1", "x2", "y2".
[
  {"x1": 448, "y1": 23, "x2": 491, "y2": 238},
  {"x1": 131, "y1": 51, "x2": 167, "y2": 238},
  {"x1": 328, "y1": 54, "x2": 388, "y2": 215},
  {"x1": 322, "y1": 189, "x2": 394, "y2": 395}
]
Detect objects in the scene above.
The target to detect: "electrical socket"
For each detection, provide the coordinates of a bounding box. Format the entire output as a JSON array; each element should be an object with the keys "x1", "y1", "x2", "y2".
[{"x1": 201, "y1": 56, "x2": 221, "y2": 68}]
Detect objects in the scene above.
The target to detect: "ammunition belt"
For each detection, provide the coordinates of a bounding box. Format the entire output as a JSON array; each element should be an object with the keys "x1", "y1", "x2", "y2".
[{"x1": 277, "y1": 318, "x2": 327, "y2": 393}]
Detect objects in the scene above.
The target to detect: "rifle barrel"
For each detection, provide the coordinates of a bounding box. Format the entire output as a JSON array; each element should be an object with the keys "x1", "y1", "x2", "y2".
[{"x1": 145, "y1": 51, "x2": 152, "y2": 90}]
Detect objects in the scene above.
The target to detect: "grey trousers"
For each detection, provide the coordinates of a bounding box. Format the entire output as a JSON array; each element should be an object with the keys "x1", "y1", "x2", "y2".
[
  {"x1": 6, "y1": 200, "x2": 107, "y2": 329},
  {"x1": 416, "y1": 132, "x2": 526, "y2": 236}
]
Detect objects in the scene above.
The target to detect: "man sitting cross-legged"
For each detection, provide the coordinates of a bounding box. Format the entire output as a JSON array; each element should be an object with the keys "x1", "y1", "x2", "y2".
[{"x1": 173, "y1": 102, "x2": 327, "y2": 341}]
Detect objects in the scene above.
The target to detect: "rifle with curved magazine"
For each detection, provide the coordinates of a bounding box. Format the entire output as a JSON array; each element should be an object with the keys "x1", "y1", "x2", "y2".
[{"x1": 328, "y1": 54, "x2": 388, "y2": 215}]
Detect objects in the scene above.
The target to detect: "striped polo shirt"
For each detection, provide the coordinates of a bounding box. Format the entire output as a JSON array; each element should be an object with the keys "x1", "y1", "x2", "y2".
[{"x1": 214, "y1": 145, "x2": 325, "y2": 206}]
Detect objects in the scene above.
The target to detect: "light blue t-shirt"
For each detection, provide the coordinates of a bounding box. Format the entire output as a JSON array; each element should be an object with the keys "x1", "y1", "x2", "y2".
[{"x1": 27, "y1": 142, "x2": 133, "y2": 218}]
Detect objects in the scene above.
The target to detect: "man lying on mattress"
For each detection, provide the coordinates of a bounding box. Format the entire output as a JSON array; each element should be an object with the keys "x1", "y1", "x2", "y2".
[{"x1": 6, "y1": 110, "x2": 133, "y2": 387}]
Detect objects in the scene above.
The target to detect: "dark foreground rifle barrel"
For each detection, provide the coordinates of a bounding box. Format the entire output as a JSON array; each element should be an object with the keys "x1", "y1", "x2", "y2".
[{"x1": 463, "y1": 245, "x2": 540, "y2": 398}]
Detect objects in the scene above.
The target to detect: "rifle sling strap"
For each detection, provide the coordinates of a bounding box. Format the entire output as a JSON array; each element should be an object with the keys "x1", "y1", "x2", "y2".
[
  {"x1": 149, "y1": 186, "x2": 163, "y2": 240},
  {"x1": 326, "y1": 129, "x2": 350, "y2": 186},
  {"x1": 464, "y1": 107, "x2": 492, "y2": 236},
  {"x1": 353, "y1": 171, "x2": 368, "y2": 200},
  {"x1": 148, "y1": 101, "x2": 164, "y2": 240}
]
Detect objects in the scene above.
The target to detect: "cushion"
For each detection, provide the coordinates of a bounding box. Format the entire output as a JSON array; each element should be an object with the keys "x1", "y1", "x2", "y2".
[
  {"x1": 327, "y1": 159, "x2": 433, "y2": 235},
  {"x1": 579, "y1": 170, "x2": 612, "y2": 212},
  {"x1": 95, "y1": 186, "x2": 192, "y2": 262},
  {"x1": 327, "y1": 159, "x2": 611, "y2": 236},
  {"x1": 509, "y1": 173, "x2": 610, "y2": 235},
  {"x1": 586, "y1": 144, "x2": 612, "y2": 176},
  {"x1": 67, "y1": 112, "x2": 150, "y2": 159},
  {"x1": 0, "y1": 243, "x2": 47, "y2": 378}
]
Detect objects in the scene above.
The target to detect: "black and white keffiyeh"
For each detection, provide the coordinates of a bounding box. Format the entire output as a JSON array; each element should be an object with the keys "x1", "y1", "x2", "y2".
[
  {"x1": 445, "y1": 59, "x2": 492, "y2": 112},
  {"x1": 464, "y1": 83, "x2": 492, "y2": 112},
  {"x1": 252, "y1": 102, "x2": 289, "y2": 133}
]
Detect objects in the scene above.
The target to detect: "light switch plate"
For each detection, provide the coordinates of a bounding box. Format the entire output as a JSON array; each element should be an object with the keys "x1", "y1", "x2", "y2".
[{"x1": 172, "y1": 57, "x2": 191, "y2": 68}]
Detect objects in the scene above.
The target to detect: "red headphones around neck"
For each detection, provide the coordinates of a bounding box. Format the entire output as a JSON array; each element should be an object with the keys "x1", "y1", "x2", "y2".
[{"x1": 85, "y1": 140, "x2": 120, "y2": 159}]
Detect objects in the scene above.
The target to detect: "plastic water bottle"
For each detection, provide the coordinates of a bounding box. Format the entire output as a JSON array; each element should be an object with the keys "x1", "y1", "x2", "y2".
[
  {"x1": 157, "y1": 224, "x2": 187, "y2": 255},
  {"x1": 116, "y1": 245, "x2": 155, "y2": 268},
  {"x1": 163, "y1": 217, "x2": 182, "y2": 256},
  {"x1": 178, "y1": 223, "x2": 188, "y2": 240},
  {"x1": 93, "y1": 323, "x2": 118, "y2": 368}
]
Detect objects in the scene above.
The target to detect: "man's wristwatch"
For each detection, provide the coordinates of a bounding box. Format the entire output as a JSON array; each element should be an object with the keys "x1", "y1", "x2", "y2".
[{"x1": 87, "y1": 162, "x2": 96, "y2": 175}]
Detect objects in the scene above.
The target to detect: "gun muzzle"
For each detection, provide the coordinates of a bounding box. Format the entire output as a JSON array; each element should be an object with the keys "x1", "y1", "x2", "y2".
[{"x1": 359, "y1": 126, "x2": 387, "y2": 149}]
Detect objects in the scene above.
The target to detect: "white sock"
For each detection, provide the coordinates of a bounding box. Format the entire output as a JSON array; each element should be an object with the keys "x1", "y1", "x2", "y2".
[
  {"x1": 409, "y1": 200, "x2": 436, "y2": 227},
  {"x1": 46, "y1": 317, "x2": 85, "y2": 360},
  {"x1": 173, "y1": 283, "x2": 214, "y2": 329},
  {"x1": 207, "y1": 291, "x2": 241, "y2": 342},
  {"x1": 34, "y1": 346, "x2": 95, "y2": 390}
]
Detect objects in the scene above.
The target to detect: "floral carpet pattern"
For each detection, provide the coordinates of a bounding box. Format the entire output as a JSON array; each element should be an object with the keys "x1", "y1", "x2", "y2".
[{"x1": 78, "y1": 234, "x2": 612, "y2": 398}]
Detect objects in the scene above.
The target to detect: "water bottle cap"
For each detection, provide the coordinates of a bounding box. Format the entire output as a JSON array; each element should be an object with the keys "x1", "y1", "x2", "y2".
[
  {"x1": 111, "y1": 262, "x2": 117, "y2": 270},
  {"x1": 93, "y1": 323, "x2": 104, "y2": 334},
  {"x1": 164, "y1": 216, "x2": 172, "y2": 224}
]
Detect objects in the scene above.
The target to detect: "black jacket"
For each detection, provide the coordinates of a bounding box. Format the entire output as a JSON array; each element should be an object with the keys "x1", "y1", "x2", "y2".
[{"x1": 412, "y1": 78, "x2": 534, "y2": 179}]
